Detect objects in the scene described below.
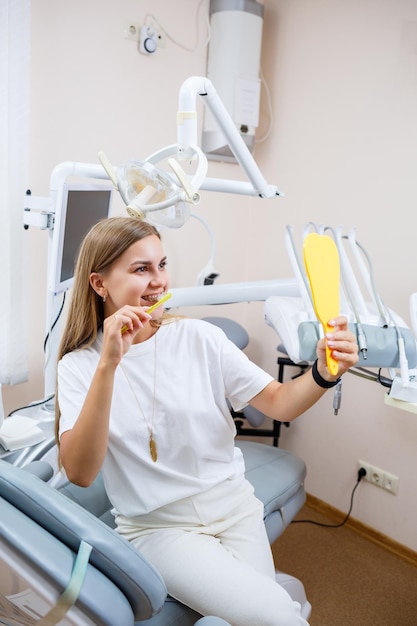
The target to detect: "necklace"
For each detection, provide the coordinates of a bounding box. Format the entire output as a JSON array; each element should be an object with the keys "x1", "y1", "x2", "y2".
[{"x1": 119, "y1": 333, "x2": 158, "y2": 462}]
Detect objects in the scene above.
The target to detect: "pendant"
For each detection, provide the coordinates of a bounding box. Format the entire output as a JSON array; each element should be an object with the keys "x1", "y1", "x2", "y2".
[{"x1": 149, "y1": 435, "x2": 158, "y2": 462}]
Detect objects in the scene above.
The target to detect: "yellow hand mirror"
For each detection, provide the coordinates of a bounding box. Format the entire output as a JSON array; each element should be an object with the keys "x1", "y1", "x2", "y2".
[{"x1": 303, "y1": 233, "x2": 340, "y2": 376}]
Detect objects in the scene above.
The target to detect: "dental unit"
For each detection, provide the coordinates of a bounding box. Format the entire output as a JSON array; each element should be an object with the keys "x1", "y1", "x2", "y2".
[{"x1": 22, "y1": 77, "x2": 417, "y2": 413}]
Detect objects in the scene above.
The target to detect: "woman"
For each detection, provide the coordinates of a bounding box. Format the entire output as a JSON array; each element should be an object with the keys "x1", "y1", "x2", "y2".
[{"x1": 56, "y1": 216, "x2": 358, "y2": 626}]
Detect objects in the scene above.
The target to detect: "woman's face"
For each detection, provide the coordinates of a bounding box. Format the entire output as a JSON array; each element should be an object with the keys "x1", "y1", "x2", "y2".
[{"x1": 99, "y1": 234, "x2": 169, "y2": 319}]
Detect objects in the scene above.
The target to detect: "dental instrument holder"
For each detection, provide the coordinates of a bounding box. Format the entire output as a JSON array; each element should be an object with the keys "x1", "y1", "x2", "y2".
[
  {"x1": 298, "y1": 322, "x2": 417, "y2": 369},
  {"x1": 297, "y1": 322, "x2": 417, "y2": 369}
]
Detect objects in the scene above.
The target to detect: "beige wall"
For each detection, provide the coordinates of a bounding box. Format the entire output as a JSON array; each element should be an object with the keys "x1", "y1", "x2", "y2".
[{"x1": 5, "y1": 0, "x2": 417, "y2": 551}]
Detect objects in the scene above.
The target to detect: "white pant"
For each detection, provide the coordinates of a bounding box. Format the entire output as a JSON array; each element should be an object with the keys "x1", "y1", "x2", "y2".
[{"x1": 116, "y1": 476, "x2": 310, "y2": 626}]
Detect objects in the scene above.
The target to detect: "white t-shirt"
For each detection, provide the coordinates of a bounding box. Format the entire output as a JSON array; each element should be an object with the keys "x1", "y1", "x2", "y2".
[{"x1": 58, "y1": 318, "x2": 273, "y2": 516}]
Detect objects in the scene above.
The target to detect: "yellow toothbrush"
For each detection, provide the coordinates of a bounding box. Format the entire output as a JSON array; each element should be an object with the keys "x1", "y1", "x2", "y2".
[
  {"x1": 121, "y1": 292, "x2": 172, "y2": 334},
  {"x1": 303, "y1": 233, "x2": 340, "y2": 376}
]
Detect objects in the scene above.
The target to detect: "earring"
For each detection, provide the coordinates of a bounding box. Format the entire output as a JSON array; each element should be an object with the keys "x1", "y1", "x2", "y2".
[{"x1": 102, "y1": 294, "x2": 106, "y2": 303}]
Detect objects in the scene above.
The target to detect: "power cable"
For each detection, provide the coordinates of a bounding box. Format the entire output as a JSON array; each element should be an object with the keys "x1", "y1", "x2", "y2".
[
  {"x1": 291, "y1": 467, "x2": 367, "y2": 529},
  {"x1": 43, "y1": 291, "x2": 66, "y2": 352},
  {"x1": 8, "y1": 394, "x2": 55, "y2": 417}
]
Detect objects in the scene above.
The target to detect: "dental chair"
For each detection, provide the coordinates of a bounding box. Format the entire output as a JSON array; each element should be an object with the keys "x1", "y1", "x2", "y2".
[{"x1": 0, "y1": 438, "x2": 308, "y2": 625}]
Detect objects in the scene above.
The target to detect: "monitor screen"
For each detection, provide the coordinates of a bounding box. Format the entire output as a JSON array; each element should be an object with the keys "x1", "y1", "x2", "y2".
[{"x1": 48, "y1": 180, "x2": 114, "y2": 294}]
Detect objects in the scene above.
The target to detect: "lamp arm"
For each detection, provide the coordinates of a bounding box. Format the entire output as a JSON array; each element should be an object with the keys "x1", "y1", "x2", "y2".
[{"x1": 177, "y1": 76, "x2": 283, "y2": 198}]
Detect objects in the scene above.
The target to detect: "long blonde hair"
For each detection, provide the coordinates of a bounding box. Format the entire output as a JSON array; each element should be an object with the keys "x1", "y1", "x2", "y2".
[{"x1": 55, "y1": 216, "x2": 164, "y2": 443}]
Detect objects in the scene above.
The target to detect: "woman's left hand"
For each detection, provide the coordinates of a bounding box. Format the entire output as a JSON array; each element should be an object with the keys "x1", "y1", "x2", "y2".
[{"x1": 316, "y1": 316, "x2": 359, "y2": 378}]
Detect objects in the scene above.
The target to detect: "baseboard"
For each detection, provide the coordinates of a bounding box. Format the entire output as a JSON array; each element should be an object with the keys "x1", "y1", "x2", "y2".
[{"x1": 305, "y1": 493, "x2": 417, "y2": 568}]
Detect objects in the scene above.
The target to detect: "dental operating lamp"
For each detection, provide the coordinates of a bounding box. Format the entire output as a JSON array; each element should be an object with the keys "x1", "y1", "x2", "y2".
[{"x1": 100, "y1": 75, "x2": 282, "y2": 224}]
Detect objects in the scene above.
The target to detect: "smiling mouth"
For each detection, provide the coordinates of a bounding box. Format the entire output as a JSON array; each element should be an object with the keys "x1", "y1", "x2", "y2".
[{"x1": 142, "y1": 293, "x2": 163, "y2": 304}]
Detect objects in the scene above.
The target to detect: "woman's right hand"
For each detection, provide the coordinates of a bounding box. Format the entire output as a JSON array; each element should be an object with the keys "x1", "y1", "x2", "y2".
[{"x1": 101, "y1": 306, "x2": 152, "y2": 365}]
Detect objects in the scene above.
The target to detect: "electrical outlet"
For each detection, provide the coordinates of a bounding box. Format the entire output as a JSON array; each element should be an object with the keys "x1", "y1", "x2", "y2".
[
  {"x1": 358, "y1": 460, "x2": 399, "y2": 495},
  {"x1": 370, "y1": 466, "x2": 384, "y2": 486},
  {"x1": 124, "y1": 22, "x2": 140, "y2": 41}
]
